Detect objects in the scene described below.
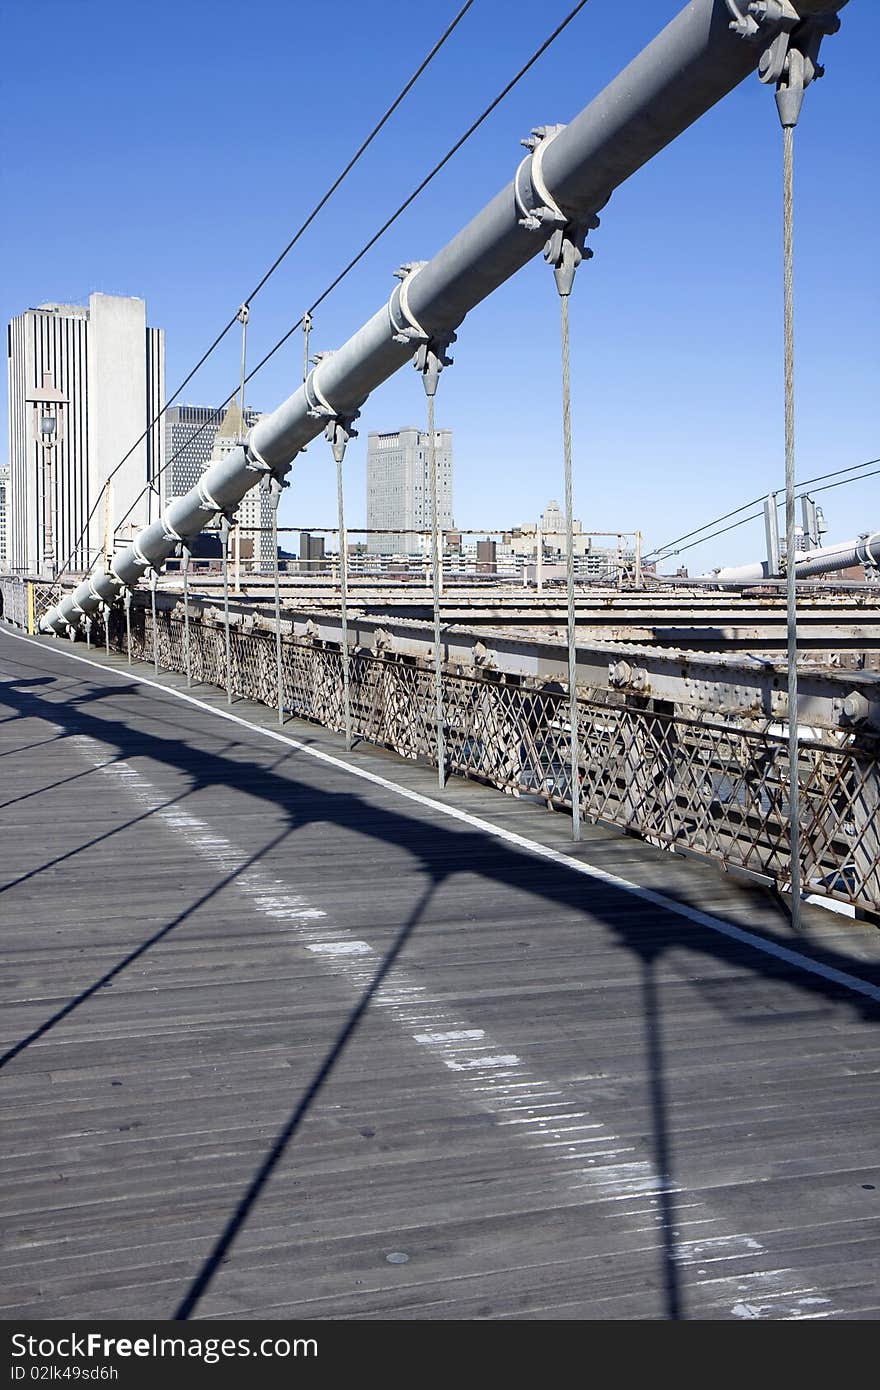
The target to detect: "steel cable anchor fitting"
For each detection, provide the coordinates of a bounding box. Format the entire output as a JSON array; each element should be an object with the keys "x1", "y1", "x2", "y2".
[
  {"x1": 543, "y1": 217, "x2": 597, "y2": 298},
  {"x1": 727, "y1": 1, "x2": 840, "y2": 127}
]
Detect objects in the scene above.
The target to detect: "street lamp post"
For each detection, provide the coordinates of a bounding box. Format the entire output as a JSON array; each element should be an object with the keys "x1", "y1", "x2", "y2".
[{"x1": 27, "y1": 373, "x2": 67, "y2": 580}]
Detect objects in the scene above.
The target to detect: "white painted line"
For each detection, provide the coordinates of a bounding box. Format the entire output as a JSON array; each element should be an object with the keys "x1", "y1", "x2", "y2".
[
  {"x1": 3, "y1": 627, "x2": 877, "y2": 1007},
  {"x1": 443, "y1": 1053, "x2": 521, "y2": 1072},
  {"x1": 413, "y1": 1029, "x2": 486, "y2": 1044},
  {"x1": 306, "y1": 941, "x2": 372, "y2": 956}
]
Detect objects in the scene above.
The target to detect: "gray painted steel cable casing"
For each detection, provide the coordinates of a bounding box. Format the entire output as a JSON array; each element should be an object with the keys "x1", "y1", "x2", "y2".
[
  {"x1": 40, "y1": 0, "x2": 849, "y2": 636},
  {"x1": 714, "y1": 531, "x2": 880, "y2": 585}
]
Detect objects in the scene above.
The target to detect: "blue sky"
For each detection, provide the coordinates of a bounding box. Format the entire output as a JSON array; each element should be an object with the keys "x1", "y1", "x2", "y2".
[{"x1": 1, "y1": 0, "x2": 876, "y2": 572}]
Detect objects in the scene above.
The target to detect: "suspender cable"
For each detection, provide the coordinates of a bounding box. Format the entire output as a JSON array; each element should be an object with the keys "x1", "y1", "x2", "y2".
[
  {"x1": 336, "y1": 455, "x2": 352, "y2": 750},
  {"x1": 782, "y1": 117, "x2": 801, "y2": 926},
  {"x1": 546, "y1": 219, "x2": 594, "y2": 841},
  {"x1": 270, "y1": 479, "x2": 285, "y2": 726},
  {"x1": 150, "y1": 569, "x2": 159, "y2": 677},
  {"x1": 561, "y1": 292, "x2": 580, "y2": 841},
  {"x1": 415, "y1": 339, "x2": 452, "y2": 788},
  {"x1": 326, "y1": 417, "x2": 358, "y2": 752},
  {"x1": 427, "y1": 393, "x2": 446, "y2": 789},
  {"x1": 760, "y1": 10, "x2": 841, "y2": 924},
  {"x1": 124, "y1": 588, "x2": 132, "y2": 666},
  {"x1": 220, "y1": 515, "x2": 233, "y2": 705},
  {"x1": 182, "y1": 544, "x2": 192, "y2": 688}
]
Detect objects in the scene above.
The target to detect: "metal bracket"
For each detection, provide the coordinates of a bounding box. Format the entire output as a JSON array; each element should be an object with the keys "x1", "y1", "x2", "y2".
[
  {"x1": 325, "y1": 414, "x2": 359, "y2": 466},
  {"x1": 244, "y1": 440, "x2": 272, "y2": 474},
  {"x1": 543, "y1": 217, "x2": 598, "y2": 298},
  {"x1": 268, "y1": 473, "x2": 287, "y2": 514},
  {"x1": 236, "y1": 303, "x2": 249, "y2": 327},
  {"x1": 516, "y1": 125, "x2": 568, "y2": 231},
  {"x1": 389, "y1": 263, "x2": 430, "y2": 344},
  {"x1": 727, "y1": 2, "x2": 840, "y2": 126},
  {"x1": 414, "y1": 336, "x2": 455, "y2": 399},
  {"x1": 304, "y1": 351, "x2": 338, "y2": 420},
  {"x1": 218, "y1": 512, "x2": 237, "y2": 553}
]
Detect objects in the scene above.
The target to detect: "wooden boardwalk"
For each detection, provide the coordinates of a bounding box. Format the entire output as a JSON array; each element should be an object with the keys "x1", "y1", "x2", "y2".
[{"x1": 1, "y1": 626, "x2": 878, "y2": 1321}]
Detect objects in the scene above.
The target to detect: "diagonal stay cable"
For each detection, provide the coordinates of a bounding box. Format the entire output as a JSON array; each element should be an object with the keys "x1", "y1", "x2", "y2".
[
  {"x1": 109, "y1": 0, "x2": 595, "y2": 544},
  {"x1": 646, "y1": 453, "x2": 880, "y2": 562},
  {"x1": 49, "y1": 0, "x2": 477, "y2": 592}
]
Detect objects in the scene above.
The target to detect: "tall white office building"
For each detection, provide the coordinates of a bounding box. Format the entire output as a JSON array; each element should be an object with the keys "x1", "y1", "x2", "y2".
[
  {"x1": 6, "y1": 294, "x2": 165, "y2": 576},
  {"x1": 366, "y1": 426, "x2": 453, "y2": 555}
]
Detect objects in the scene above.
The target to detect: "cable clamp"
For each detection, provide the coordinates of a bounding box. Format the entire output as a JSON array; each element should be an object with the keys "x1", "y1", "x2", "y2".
[
  {"x1": 389, "y1": 263, "x2": 430, "y2": 344},
  {"x1": 543, "y1": 217, "x2": 598, "y2": 298},
  {"x1": 516, "y1": 126, "x2": 567, "y2": 231},
  {"x1": 304, "y1": 353, "x2": 339, "y2": 419},
  {"x1": 324, "y1": 413, "x2": 360, "y2": 466},
  {"x1": 197, "y1": 478, "x2": 224, "y2": 512},
  {"x1": 726, "y1": 3, "x2": 840, "y2": 125},
  {"x1": 857, "y1": 534, "x2": 880, "y2": 571},
  {"x1": 244, "y1": 438, "x2": 273, "y2": 473},
  {"x1": 413, "y1": 335, "x2": 455, "y2": 400}
]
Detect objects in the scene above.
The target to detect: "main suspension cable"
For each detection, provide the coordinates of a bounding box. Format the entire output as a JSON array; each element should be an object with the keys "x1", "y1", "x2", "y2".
[
  {"x1": 48, "y1": 0, "x2": 477, "y2": 591},
  {"x1": 106, "y1": 0, "x2": 596, "y2": 551}
]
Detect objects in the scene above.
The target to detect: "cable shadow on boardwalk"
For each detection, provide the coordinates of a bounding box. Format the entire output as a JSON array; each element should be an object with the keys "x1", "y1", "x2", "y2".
[
  {"x1": 174, "y1": 880, "x2": 438, "y2": 1320},
  {"x1": 1, "y1": 650, "x2": 878, "y2": 1319}
]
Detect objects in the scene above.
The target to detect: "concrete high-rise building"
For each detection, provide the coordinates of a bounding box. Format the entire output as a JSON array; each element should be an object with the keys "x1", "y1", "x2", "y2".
[
  {"x1": 366, "y1": 426, "x2": 453, "y2": 555},
  {"x1": 162, "y1": 404, "x2": 246, "y2": 505},
  {"x1": 163, "y1": 402, "x2": 273, "y2": 568},
  {"x1": 6, "y1": 294, "x2": 165, "y2": 576},
  {"x1": 0, "y1": 464, "x2": 9, "y2": 568},
  {"x1": 212, "y1": 401, "x2": 275, "y2": 571}
]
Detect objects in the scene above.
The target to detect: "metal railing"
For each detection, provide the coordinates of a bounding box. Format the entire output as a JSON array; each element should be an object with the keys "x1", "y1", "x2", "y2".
[
  {"x1": 0, "y1": 576, "x2": 56, "y2": 633},
  {"x1": 102, "y1": 598, "x2": 878, "y2": 919},
  {"x1": 4, "y1": 574, "x2": 877, "y2": 917}
]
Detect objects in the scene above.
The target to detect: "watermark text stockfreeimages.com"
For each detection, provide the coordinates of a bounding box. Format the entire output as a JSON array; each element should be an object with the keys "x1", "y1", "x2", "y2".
[{"x1": 11, "y1": 1332, "x2": 317, "y2": 1368}]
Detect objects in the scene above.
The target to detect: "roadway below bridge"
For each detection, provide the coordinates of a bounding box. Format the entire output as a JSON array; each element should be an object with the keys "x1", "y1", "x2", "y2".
[{"x1": 1, "y1": 627, "x2": 879, "y2": 1320}]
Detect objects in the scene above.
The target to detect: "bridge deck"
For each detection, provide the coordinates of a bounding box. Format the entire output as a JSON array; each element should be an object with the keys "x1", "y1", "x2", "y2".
[{"x1": 1, "y1": 627, "x2": 878, "y2": 1321}]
